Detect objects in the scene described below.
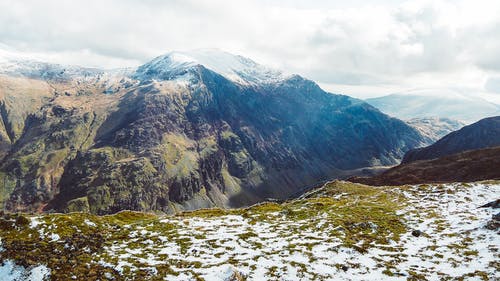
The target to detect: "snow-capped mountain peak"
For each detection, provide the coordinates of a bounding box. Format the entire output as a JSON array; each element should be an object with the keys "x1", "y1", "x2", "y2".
[{"x1": 134, "y1": 49, "x2": 287, "y2": 85}]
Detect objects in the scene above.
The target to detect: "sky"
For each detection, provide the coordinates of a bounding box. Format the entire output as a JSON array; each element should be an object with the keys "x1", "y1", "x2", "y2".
[{"x1": 1, "y1": 0, "x2": 500, "y2": 103}]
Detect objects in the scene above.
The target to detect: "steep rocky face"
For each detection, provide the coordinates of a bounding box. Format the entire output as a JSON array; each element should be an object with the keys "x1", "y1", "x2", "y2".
[
  {"x1": 0, "y1": 50, "x2": 427, "y2": 214},
  {"x1": 402, "y1": 116, "x2": 500, "y2": 164},
  {"x1": 0, "y1": 61, "x2": 130, "y2": 212}
]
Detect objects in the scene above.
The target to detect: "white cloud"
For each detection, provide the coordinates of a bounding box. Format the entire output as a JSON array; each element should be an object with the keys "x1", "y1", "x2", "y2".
[
  {"x1": 0, "y1": 0, "x2": 500, "y2": 103},
  {"x1": 485, "y1": 77, "x2": 500, "y2": 93}
]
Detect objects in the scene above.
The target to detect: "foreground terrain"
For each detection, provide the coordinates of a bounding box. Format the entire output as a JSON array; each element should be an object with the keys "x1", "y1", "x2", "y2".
[{"x1": 0, "y1": 181, "x2": 498, "y2": 280}]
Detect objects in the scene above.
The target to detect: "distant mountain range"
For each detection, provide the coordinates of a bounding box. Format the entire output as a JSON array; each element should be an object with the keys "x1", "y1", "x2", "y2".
[
  {"x1": 366, "y1": 90, "x2": 500, "y2": 123},
  {"x1": 0, "y1": 49, "x2": 426, "y2": 214},
  {"x1": 351, "y1": 116, "x2": 500, "y2": 185}
]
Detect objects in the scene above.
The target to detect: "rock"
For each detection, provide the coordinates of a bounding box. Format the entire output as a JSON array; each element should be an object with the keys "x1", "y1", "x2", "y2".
[
  {"x1": 334, "y1": 226, "x2": 346, "y2": 232},
  {"x1": 493, "y1": 212, "x2": 500, "y2": 220},
  {"x1": 341, "y1": 265, "x2": 349, "y2": 272},
  {"x1": 485, "y1": 220, "x2": 499, "y2": 231},
  {"x1": 411, "y1": 230, "x2": 423, "y2": 237},
  {"x1": 480, "y1": 199, "x2": 500, "y2": 209},
  {"x1": 485, "y1": 212, "x2": 500, "y2": 231}
]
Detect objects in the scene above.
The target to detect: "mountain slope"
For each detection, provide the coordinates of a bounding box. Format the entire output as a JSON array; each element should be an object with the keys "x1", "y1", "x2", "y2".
[
  {"x1": 351, "y1": 146, "x2": 500, "y2": 186},
  {"x1": 402, "y1": 116, "x2": 500, "y2": 163},
  {"x1": 366, "y1": 90, "x2": 500, "y2": 123},
  {"x1": 405, "y1": 117, "x2": 465, "y2": 143},
  {"x1": 0, "y1": 50, "x2": 426, "y2": 214}
]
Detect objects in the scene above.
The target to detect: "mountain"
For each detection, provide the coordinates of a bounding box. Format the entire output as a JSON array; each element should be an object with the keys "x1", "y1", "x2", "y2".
[
  {"x1": 0, "y1": 49, "x2": 426, "y2": 214},
  {"x1": 402, "y1": 116, "x2": 500, "y2": 163},
  {"x1": 366, "y1": 89, "x2": 500, "y2": 123},
  {"x1": 1, "y1": 181, "x2": 498, "y2": 280},
  {"x1": 133, "y1": 49, "x2": 285, "y2": 85},
  {"x1": 350, "y1": 116, "x2": 500, "y2": 186},
  {"x1": 350, "y1": 146, "x2": 500, "y2": 186},
  {"x1": 405, "y1": 117, "x2": 466, "y2": 143}
]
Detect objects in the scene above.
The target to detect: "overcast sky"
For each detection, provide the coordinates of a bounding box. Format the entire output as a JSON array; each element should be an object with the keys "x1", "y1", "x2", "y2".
[{"x1": 1, "y1": 0, "x2": 500, "y2": 102}]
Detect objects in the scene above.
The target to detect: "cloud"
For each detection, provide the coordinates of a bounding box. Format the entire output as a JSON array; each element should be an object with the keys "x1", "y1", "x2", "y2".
[
  {"x1": 485, "y1": 77, "x2": 500, "y2": 93},
  {"x1": 0, "y1": 0, "x2": 500, "y2": 102}
]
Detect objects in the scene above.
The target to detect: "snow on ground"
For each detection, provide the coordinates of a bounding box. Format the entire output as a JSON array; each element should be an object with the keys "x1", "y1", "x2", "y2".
[
  {"x1": 1, "y1": 181, "x2": 498, "y2": 280},
  {"x1": 134, "y1": 49, "x2": 288, "y2": 86},
  {"x1": 93, "y1": 182, "x2": 499, "y2": 280},
  {"x1": 0, "y1": 260, "x2": 50, "y2": 281}
]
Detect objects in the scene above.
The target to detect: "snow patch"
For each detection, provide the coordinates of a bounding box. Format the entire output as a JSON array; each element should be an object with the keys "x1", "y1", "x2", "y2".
[
  {"x1": 29, "y1": 217, "x2": 42, "y2": 229},
  {"x1": 0, "y1": 260, "x2": 50, "y2": 281},
  {"x1": 84, "y1": 219, "x2": 96, "y2": 227},
  {"x1": 135, "y1": 49, "x2": 289, "y2": 85}
]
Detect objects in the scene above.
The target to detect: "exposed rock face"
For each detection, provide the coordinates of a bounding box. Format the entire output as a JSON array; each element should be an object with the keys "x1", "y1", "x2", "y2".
[
  {"x1": 402, "y1": 116, "x2": 500, "y2": 164},
  {"x1": 350, "y1": 146, "x2": 500, "y2": 186},
  {"x1": 0, "y1": 50, "x2": 426, "y2": 214}
]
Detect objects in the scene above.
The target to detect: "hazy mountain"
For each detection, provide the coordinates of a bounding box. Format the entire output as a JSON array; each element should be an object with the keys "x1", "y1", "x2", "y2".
[
  {"x1": 405, "y1": 117, "x2": 466, "y2": 143},
  {"x1": 366, "y1": 89, "x2": 500, "y2": 123},
  {"x1": 403, "y1": 116, "x2": 500, "y2": 163},
  {"x1": 0, "y1": 49, "x2": 426, "y2": 214}
]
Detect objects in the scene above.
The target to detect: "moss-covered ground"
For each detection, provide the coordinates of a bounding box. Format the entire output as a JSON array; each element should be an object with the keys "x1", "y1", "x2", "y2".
[{"x1": 0, "y1": 181, "x2": 498, "y2": 280}]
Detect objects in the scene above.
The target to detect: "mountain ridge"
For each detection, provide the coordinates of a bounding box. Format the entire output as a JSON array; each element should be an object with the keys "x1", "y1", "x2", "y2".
[
  {"x1": 402, "y1": 116, "x2": 500, "y2": 163},
  {"x1": 350, "y1": 116, "x2": 500, "y2": 186},
  {"x1": 350, "y1": 145, "x2": 500, "y2": 186},
  {"x1": 134, "y1": 49, "x2": 288, "y2": 85},
  {"x1": 0, "y1": 49, "x2": 426, "y2": 214}
]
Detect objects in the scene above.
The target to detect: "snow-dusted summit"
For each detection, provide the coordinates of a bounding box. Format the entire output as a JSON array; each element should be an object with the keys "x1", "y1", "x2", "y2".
[
  {"x1": 134, "y1": 49, "x2": 288, "y2": 85},
  {"x1": 0, "y1": 50, "x2": 103, "y2": 80},
  {"x1": 1, "y1": 48, "x2": 286, "y2": 85}
]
